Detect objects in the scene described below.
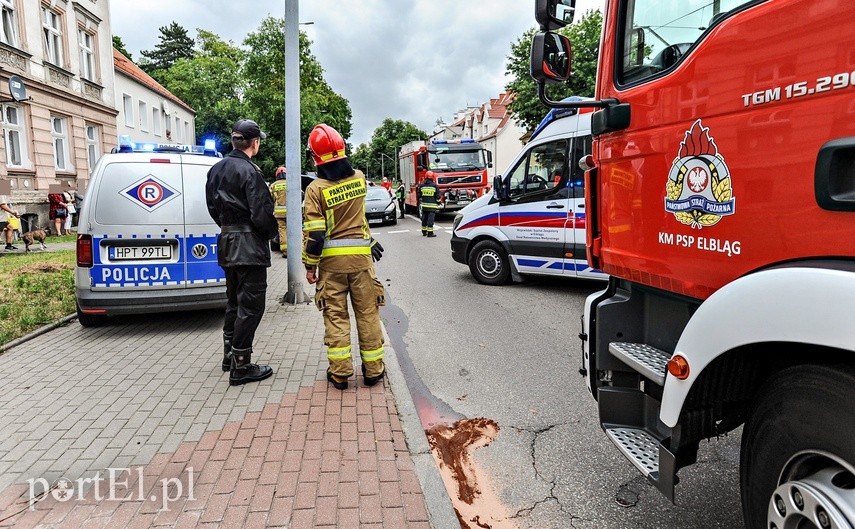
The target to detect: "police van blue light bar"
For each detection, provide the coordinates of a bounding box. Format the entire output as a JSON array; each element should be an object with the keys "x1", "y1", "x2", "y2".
[{"x1": 204, "y1": 139, "x2": 216, "y2": 151}]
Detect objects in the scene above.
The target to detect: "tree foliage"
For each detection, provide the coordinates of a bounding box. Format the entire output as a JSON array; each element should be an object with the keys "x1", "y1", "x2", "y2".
[
  {"x1": 505, "y1": 10, "x2": 602, "y2": 133},
  {"x1": 112, "y1": 36, "x2": 132, "y2": 61},
  {"x1": 139, "y1": 22, "x2": 195, "y2": 77},
  {"x1": 350, "y1": 119, "x2": 427, "y2": 182}
]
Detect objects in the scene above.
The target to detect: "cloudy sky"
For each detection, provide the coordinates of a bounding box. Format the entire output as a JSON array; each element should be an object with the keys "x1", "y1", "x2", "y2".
[{"x1": 111, "y1": 0, "x2": 603, "y2": 147}]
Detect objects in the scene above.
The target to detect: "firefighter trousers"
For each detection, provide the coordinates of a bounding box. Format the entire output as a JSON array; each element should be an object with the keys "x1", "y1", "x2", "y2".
[
  {"x1": 276, "y1": 217, "x2": 287, "y2": 255},
  {"x1": 421, "y1": 209, "x2": 436, "y2": 235},
  {"x1": 223, "y1": 266, "x2": 267, "y2": 350},
  {"x1": 315, "y1": 268, "x2": 386, "y2": 379}
]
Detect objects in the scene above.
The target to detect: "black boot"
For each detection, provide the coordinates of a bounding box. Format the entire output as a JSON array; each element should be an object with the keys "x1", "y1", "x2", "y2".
[
  {"x1": 362, "y1": 363, "x2": 386, "y2": 387},
  {"x1": 222, "y1": 334, "x2": 232, "y2": 372},
  {"x1": 326, "y1": 369, "x2": 348, "y2": 390},
  {"x1": 229, "y1": 347, "x2": 273, "y2": 386}
]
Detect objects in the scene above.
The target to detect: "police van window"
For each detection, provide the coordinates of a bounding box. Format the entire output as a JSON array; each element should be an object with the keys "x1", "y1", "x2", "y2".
[
  {"x1": 619, "y1": 0, "x2": 754, "y2": 85},
  {"x1": 95, "y1": 162, "x2": 183, "y2": 226},
  {"x1": 184, "y1": 163, "x2": 217, "y2": 225},
  {"x1": 507, "y1": 139, "x2": 569, "y2": 199}
]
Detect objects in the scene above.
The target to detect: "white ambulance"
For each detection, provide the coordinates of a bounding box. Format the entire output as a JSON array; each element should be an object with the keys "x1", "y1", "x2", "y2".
[
  {"x1": 450, "y1": 100, "x2": 606, "y2": 285},
  {"x1": 74, "y1": 139, "x2": 226, "y2": 326}
]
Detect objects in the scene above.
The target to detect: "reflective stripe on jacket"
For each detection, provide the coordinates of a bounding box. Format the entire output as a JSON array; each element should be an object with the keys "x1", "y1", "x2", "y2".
[{"x1": 270, "y1": 179, "x2": 287, "y2": 218}]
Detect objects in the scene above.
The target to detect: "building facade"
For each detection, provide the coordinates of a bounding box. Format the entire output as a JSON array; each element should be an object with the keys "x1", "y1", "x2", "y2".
[
  {"x1": 0, "y1": 0, "x2": 117, "y2": 226},
  {"x1": 113, "y1": 48, "x2": 195, "y2": 147}
]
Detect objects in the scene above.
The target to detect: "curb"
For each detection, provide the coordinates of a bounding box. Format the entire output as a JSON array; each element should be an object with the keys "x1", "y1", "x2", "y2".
[
  {"x1": 381, "y1": 324, "x2": 459, "y2": 528},
  {"x1": 0, "y1": 313, "x2": 76, "y2": 355}
]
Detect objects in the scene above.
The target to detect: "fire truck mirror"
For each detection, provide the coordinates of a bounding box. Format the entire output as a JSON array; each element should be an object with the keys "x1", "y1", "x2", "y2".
[
  {"x1": 535, "y1": 0, "x2": 574, "y2": 30},
  {"x1": 530, "y1": 31, "x2": 571, "y2": 84}
]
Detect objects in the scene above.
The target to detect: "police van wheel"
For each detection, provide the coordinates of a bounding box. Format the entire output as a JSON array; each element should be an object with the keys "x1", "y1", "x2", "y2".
[
  {"x1": 468, "y1": 240, "x2": 510, "y2": 285},
  {"x1": 76, "y1": 304, "x2": 106, "y2": 327}
]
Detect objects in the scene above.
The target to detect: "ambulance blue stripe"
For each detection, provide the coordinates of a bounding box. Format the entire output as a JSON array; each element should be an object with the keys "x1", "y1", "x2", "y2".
[{"x1": 517, "y1": 259, "x2": 547, "y2": 267}]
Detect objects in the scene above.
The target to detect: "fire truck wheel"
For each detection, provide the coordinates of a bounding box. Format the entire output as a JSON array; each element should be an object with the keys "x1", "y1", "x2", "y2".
[
  {"x1": 740, "y1": 364, "x2": 855, "y2": 529},
  {"x1": 468, "y1": 240, "x2": 510, "y2": 285}
]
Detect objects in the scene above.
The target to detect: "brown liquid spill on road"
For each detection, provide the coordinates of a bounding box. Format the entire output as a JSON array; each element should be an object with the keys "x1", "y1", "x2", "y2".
[{"x1": 427, "y1": 418, "x2": 518, "y2": 529}]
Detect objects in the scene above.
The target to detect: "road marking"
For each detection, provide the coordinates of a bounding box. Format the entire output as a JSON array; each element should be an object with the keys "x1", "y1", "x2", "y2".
[{"x1": 387, "y1": 229, "x2": 410, "y2": 234}]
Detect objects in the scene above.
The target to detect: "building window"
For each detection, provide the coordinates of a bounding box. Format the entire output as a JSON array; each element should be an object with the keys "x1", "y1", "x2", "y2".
[
  {"x1": 122, "y1": 94, "x2": 133, "y2": 127},
  {"x1": 78, "y1": 28, "x2": 95, "y2": 80},
  {"x1": 152, "y1": 107, "x2": 161, "y2": 136},
  {"x1": 138, "y1": 100, "x2": 148, "y2": 131},
  {"x1": 184, "y1": 121, "x2": 190, "y2": 144},
  {"x1": 42, "y1": 7, "x2": 63, "y2": 66},
  {"x1": 85, "y1": 123, "x2": 99, "y2": 169},
  {"x1": 174, "y1": 116, "x2": 180, "y2": 142},
  {"x1": 2, "y1": 104, "x2": 29, "y2": 168},
  {"x1": 0, "y1": 0, "x2": 19, "y2": 47},
  {"x1": 51, "y1": 115, "x2": 71, "y2": 171}
]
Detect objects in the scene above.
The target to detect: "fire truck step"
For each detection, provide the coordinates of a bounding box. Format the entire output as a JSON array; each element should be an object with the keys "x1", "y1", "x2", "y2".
[
  {"x1": 605, "y1": 426, "x2": 660, "y2": 479},
  {"x1": 608, "y1": 342, "x2": 670, "y2": 386}
]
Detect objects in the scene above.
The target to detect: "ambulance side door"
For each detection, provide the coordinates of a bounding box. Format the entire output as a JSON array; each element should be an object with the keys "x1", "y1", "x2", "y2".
[
  {"x1": 564, "y1": 134, "x2": 594, "y2": 277},
  {"x1": 499, "y1": 138, "x2": 571, "y2": 276}
]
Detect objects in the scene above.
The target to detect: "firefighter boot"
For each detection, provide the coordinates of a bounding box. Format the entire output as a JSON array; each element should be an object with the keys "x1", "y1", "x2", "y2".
[
  {"x1": 229, "y1": 347, "x2": 273, "y2": 386},
  {"x1": 222, "y1": 333, "x2": 232, "y2": 372},
  {"x1": 362, "y1": 360, "x2": 386, "y2": 387},
  {"x1": 326, "y1": 368, "x2": 348, "y2": 390}
]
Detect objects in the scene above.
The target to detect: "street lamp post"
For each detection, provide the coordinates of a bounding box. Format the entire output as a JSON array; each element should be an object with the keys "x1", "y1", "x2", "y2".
[{"x1": 379, "y1": 152, "x2": 396, "y2": 182}]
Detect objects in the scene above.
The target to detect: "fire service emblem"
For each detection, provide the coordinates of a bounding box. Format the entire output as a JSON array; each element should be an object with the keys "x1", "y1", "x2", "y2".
[{"x1": 665, "y1": 119, "x2": 735, "y2": 229}]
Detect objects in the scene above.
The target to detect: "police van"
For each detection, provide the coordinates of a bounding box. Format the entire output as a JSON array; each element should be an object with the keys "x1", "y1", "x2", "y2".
[
  {"x1": 450, "y1": 99, "x2": 607, "y2": 285},
  {"x1": 75, "y1": 139, "x2": 226, "y2": 326}
]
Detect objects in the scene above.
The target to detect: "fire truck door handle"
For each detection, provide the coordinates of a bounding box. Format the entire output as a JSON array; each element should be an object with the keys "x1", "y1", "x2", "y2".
[{"x1": 546, "y1": 203, "x2": 565, "y2": 209}]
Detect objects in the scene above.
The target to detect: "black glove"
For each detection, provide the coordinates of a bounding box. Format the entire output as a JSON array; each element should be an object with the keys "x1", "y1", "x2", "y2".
[{"x1": 370, "y1": 238, "x2": 384, "y2": 262}]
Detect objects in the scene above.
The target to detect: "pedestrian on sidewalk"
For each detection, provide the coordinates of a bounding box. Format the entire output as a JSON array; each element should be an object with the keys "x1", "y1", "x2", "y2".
[
  {"x1": 0, "y1": 196, "x2": 19, "y2": 251},
  {"x1": 303, "y1": 123, "x2": 387, "y2": 390},
  {"x1": 205, "y1": 119, "x2": 277, "y2": 386},
  {"x1": 270, "y1": 166, "x2": 288, "y2": 258},
  {"x1": 62, "y1": 187, "x2": 76, "y2": 234},
  {"x1": 417, "y1": 171, "x2": 439, "y2": 237},
  {"x1": 48, "y1": 192, "x2": 68, "y2": 236},
  {"x1": 395, "y1": 180, "x2": 406, "y2": 218}
]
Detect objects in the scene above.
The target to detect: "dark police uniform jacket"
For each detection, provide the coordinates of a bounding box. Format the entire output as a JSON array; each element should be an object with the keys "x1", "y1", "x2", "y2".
[{"x1": 205, "y1": 150, "x2": 277, "y2": 268}]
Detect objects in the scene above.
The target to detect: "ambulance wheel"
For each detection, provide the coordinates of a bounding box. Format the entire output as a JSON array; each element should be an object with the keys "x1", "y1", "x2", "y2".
[
  {"x1": 468, "y1": 240, "x2": 510, "y2": 285},
  {"x1": 740, "y1": 364, "x2": 855, "y2": 529},
  {"x1": 76, "y1": 304, "x2": 106, "y2": 327}
]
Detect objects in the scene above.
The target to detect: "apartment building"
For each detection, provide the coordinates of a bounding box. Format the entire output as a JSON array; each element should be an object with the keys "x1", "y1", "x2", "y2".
[{"x1": 0, "y1": 0, "x2": 117, "y2": 223}]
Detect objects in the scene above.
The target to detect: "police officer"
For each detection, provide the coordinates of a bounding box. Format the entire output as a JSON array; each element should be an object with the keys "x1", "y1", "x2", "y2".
[
  {"x1": 395, "y1": 181, "x2": 406, "y2": 219},
  {"x1": 417, "y1": 171, "x2": 440, "y2": 237},
  {"x1": 270, "y1": 166, "x2": 287, "y2": 258},
  {"x1": 205, "y1": 119, "x2": 277, "y2": 386},
  {"x1": 302, "y1": 124, "x2": 386, "y2": 390}
]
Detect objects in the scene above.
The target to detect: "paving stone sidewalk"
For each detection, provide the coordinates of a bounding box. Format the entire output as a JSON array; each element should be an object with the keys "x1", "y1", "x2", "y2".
[{"x1": 0, "y1": 256, "x2": 454, "y2": 528}]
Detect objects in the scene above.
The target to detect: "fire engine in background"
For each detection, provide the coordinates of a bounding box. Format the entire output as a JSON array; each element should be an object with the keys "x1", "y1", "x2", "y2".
[
  {"x1": 531, "y1": 1, "x2": 855, "y2": 527},
  {"x1": 398, "y1": 139, "x2": 492, "y2": 215}
]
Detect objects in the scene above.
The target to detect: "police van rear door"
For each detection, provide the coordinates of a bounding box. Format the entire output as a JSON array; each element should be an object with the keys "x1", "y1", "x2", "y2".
[
  {"x1": 181, "y1": 156, "x2": 225, "y2": 289},
  {"x1": 88, "y1": 153, "x2": 188, "y2": 291}
]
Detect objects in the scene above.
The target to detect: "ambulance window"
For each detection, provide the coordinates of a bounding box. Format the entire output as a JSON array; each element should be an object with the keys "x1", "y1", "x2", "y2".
[
  {"x1": 506, "y1": 139, "x2": 568, "y2": 198},
  {"x1": 95, "y1": 161, "x2": 183, "y2": 226},
  {"x1": 618, "y1": 0, "x2": 755, "y2": 85},
  {"x1": 568, "y1": 135, "x2": 592, "y2": 199}
]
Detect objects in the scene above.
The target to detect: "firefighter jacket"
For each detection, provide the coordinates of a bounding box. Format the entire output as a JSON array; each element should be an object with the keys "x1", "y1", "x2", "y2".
[
  {"x1": 302, "y1": 169, "x2": 373, "y2": 274},
  {"x1": 270, "y1": 178, "x2": 287, "y2": 219},
  {"x1": 205, "y1": 149, "x2": 277, "y2": 268},
  {"x1": 417, "y1": 180, "x2": 440, "y2": 209}
]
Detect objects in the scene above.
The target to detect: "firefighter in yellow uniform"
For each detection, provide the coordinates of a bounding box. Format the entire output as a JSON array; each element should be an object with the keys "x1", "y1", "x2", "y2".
[
  {"x1": 302, "y1": 124, "x2": 386, "y2": 390},
  {"x1": 270, "y1": 166, "x2": 287, "y2": 257}
]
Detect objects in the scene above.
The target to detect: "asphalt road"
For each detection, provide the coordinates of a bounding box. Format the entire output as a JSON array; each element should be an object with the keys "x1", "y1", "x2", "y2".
[{"x1": 371, "y1": 213, "x2": 745, "y2": 529}]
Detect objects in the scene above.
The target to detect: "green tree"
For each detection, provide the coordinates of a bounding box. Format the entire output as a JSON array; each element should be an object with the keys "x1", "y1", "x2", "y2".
[
  {"x1": 112, "y1": 35, "x2": 132, "y2": 61},
  {"x1": 505, "y1": 9, "x2": 602, "y2": 133},
  {"x1": 361, "y1": 119, "x2": 427, "y2": 182},
  {"x1": 242, "y1": 17, "x2": 352, "y2": 175},
  {"x1": 156, "y1": 30, "x2": 246, "y2": 153},
  {"x1": 139, "y1": 22, "x2": 195, "y2": 78}
]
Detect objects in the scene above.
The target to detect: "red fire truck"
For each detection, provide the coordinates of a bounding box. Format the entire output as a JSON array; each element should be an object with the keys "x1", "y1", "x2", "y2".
[
  {"x1": 531, "y1": 1, "x2": 855, "y2": 527},
  {"x1": 398, "y1": 139, "x2": 492, "y2": 215}
]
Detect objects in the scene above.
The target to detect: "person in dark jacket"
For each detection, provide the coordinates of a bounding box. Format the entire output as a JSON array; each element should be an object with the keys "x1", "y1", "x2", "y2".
[{"x1": 205, "y1": 119, "x2": 277, "y2": 386}]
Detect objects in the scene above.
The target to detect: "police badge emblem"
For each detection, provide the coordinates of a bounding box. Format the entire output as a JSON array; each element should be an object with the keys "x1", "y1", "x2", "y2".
[{"x1": 666, "y1": 119, "x2": 735, "y2": 228}]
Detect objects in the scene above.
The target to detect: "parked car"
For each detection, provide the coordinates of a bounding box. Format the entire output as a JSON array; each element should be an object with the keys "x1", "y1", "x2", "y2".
[{"x1": 364, "y1": 186, "x2": 397, "y2": 226}]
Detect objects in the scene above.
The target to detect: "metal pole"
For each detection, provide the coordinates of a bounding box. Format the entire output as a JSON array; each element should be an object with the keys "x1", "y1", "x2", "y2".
[{"x1": 284, "y1": 0, "x2": 308, "y2": 303}]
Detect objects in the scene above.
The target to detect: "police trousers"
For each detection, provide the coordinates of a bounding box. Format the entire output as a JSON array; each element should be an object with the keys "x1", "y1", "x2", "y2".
[
  {"x1": 421, "y1": 208, "x2": 436, "y2": 234},
  {"x1": 315, "y1": 268, "x2": 386, "y2": 378},
  {"x1": 276, "y1": 217, "x2": 287, "y2": 255},
  {"x1": 223, "y1": 266, "x2": 267, "y2": 350}
]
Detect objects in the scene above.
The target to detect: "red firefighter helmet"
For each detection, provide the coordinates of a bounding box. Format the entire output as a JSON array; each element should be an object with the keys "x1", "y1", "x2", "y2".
[
  {"x1": 275, "y1": 166, "x2": 286, "y2": 178},
  {"x1": 425, "y1": 171, "x2": 436, "y2": 180},
  {"x1": 308, "y1": 124, "x2": 347, "y2": 166}
]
